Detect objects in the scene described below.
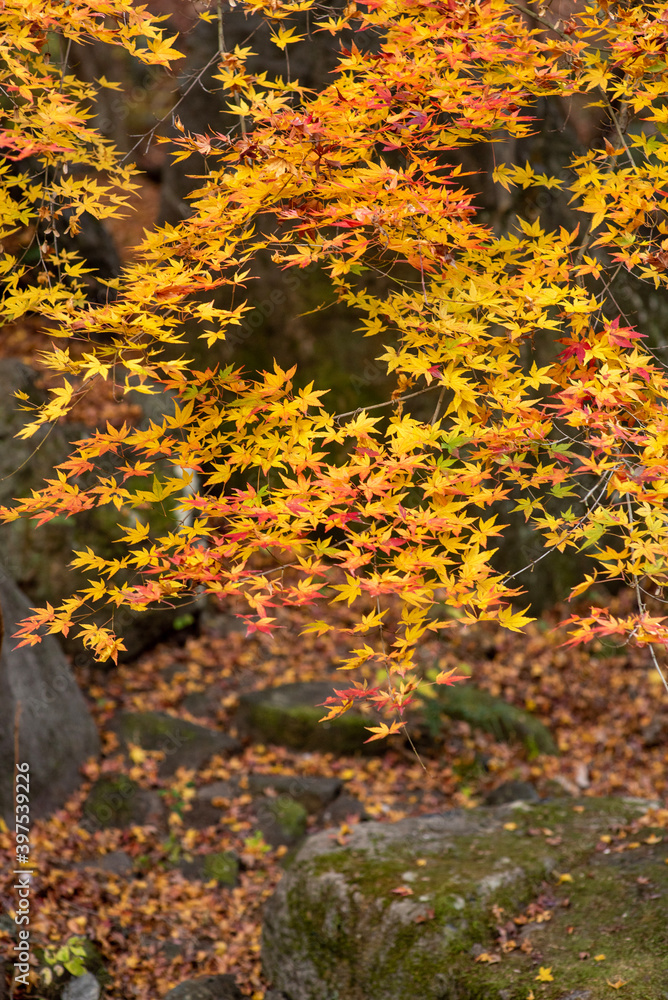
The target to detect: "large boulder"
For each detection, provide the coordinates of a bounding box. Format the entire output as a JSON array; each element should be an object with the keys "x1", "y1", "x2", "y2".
[
  {"x1": 0, "y1": 571, "x2": 99, "y2": 826},
  {"x1": 262, "y1": 798, "x2": 668, "y2": 1000},
  {"x1": 236, "y1": 681, "x2": 401, "y2": 756}
]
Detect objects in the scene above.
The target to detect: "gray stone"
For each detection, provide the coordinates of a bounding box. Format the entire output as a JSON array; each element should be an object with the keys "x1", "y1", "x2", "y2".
[
  {"x1": 262, "y1": 798, "x2": 667, "y2": 1000},
  {"x1": 641, "y1": 715, "x2": 668, "y2": 748},
  {"x1": 77, "y1": 850, "x2": 134, "y2": 876},
  {"x1": 111, "y1": 711, "x2": 239, "y2": 776},
  {"x1": 320, "y1": 793, "x2": 368, "y2": 828},
  {"x1": 0, "y1": 572, "x2": 100, "y2": 827},
  {"x1": 162, "y1": 975, "x2": 243, "y2": 1000},
  {"x1": 483, "y1": 780, "x2": 540, "y2": 806},
  {"x1": 196, "y1": 780, "x2": 239, "y2": 800},
  {"x1": 177, "y1": 851, "x2": 239, "y2": 887},
  {"x1": 61, "y1": 973, "x2": 101, "y2": 1000},
  {"x1": 182, "y1": 686, "x2": 224, "y2": 719},
  {"x1": 255, "y1": 796, "x2": 308, "y2": 848},
  {"x1": 82, "y1": 775, "x2": 164, "y2": 831},
  {"x1": 248, "y1": 774, "x2": 342, "y2": 814},
  {"x1": 187, "y1": 780, "x2": 239, "y2": 828},
  {"x1": 237, "y1": 681, "x2": 397, "y2": 755}
]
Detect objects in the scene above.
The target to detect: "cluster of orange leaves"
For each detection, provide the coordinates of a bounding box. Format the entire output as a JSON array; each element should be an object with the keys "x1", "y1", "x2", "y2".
[{"x1": 2, "y1": 0, "x2": 668, "y2": 721}]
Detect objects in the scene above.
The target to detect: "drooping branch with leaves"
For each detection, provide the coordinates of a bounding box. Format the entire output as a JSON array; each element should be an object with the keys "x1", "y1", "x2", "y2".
[{"x1": 3, "y1": 0, "x2": 668, "y2": 738}]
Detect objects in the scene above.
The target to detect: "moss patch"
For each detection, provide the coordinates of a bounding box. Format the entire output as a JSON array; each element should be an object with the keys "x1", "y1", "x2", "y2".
[
  {"x1": 462, "y1": 834, "x2": 668, "y2": 999},
  {"x1": 419, "y1": 684, "x2": 558, "y2": 756},
  {"x1": 257, "y1": 796, "x2": 309, "y2": 847},
  {"x1": 237, "y1": 681, "x2": 392, "y2": 755},
  {"x1": 115, "y1": 711, "x2": 198, "y2": 750},
  {"x1": 83, "y1": 775, "x2": 141, "y2": 829},
  {"x1": 202, "y1": 852, "x2": 239, "y2": 887}
]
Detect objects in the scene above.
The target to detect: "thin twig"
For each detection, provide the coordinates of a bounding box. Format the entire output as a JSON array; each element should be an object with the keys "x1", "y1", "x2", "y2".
[
  {"x1": 334, "y1": 385, "x2": 439, "y2": 422},
  {"x1": 625, "y1": 493, "x2": 668, "y2": 695},
  {"x1": 376, "y1": 595, "x2": 426, "y2": 770},
  {"x1": 503, "y1": 468, "x2": 615, "y2": 584},
  {"x1": 430, "y1": 386, "x2": 446, "y2": 425},
  {"x1": 217, "y1": 0, "x2": 225, "y2": 54},
  {"x1": 648, "y1": 645, "x2": 668, "y2": 696}
]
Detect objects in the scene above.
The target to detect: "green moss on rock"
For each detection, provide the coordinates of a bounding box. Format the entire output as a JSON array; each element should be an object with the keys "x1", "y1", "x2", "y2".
[
  {"x1": 420, "y1": 684, "x2": 558, "y2": 756},
  {"x1": 258, "y1": 796, "x2": 309, "y2": 847},
  {"x1": 83, "y1": 775, "x2": 141, "y2": 829},
  {"x1": 271, "y1": 798, "x2": 308, "y2": 839},
  {"x1": 262, "y1": 798, "x2": 661, "y2": 1000},
  {"x1": 237, "y1": 681, "x2": 390, "y2": 755},
  {"x1": 202, "y1": 851, "x2": 239, "y2": 887}
]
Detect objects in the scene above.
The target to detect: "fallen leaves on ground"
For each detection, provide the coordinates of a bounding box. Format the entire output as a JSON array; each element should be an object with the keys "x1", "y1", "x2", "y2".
[{"x1": 0, "y1": 585, "x2": 667, "y2": 997}]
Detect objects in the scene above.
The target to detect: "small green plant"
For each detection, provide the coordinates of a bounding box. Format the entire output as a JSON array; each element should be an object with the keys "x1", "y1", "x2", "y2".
[
  {"x1": 159, "y1": 783, "x2": 194, "y2": 821},
  {"x1": 244, "y1": 831, "x2": 272, "y2": 855},
  {"x1": 161, "y1": 830, "x2": 183, "y2": 864},
  {"x1": 40, "y1": 935, "x2": 88, "y2": 986},
  {"x1": 159, "y1": 781, "x2": 197, "y2": 863},
  {"x1": 172, "y1": 612, "x2": 195, "y2": 631}
]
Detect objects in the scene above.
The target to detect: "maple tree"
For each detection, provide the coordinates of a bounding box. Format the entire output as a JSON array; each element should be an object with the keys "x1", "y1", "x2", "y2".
[{"x1": 3, "y1": 0, "x2": 668, "y2": 737}]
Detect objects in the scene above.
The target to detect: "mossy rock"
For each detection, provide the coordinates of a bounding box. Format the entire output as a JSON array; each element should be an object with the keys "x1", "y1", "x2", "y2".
[
  {"x1": 419, "y1": 684, "x2": 558, "y2": 756},
  {"x1": 82, "y1": 775, "x2": 146, "y2": 829},
  {"x1": 203, "y1": 852, "x2": 240, "y2": 886},
  {"x1": 262, "y1": 797, "x2": 665, "y2": 1000},
  {"x1": 111, "y1": 711, "x2": 239, "y2": 776},
  {"x1": 237, "y1": 681, "x2": 396, "y2": 755},
  {"x1": 248, "y1": 774, "x2": 342, "y2": 814},
  {"x1": 257, "y1": 796, "x2": 309, "y2": 848},
  {"x1": 179, "y1": 851, "x2": 240, "y2": 887}
]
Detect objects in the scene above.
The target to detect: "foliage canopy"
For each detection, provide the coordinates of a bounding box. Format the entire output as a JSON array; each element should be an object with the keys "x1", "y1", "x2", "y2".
[{"x1": 4, "y1": 0, "x2": 668, "y2": 731}]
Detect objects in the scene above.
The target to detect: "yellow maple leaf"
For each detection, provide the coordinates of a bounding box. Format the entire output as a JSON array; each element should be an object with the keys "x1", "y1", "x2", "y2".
[
  {"x1": 363, "y1": 721, "x2": 405, "y2": 743},
  {"x1": 269, "y1": 25, "x2": 305, "y2": 49},
  {"x1": 535, "y1": 967, "x2": 554, "y2": 982}
]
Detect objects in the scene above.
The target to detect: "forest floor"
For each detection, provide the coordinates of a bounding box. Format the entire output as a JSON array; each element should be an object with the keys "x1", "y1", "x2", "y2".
[{"x1": 1, "y1": 588, "x2": 668, "y2": 999}]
